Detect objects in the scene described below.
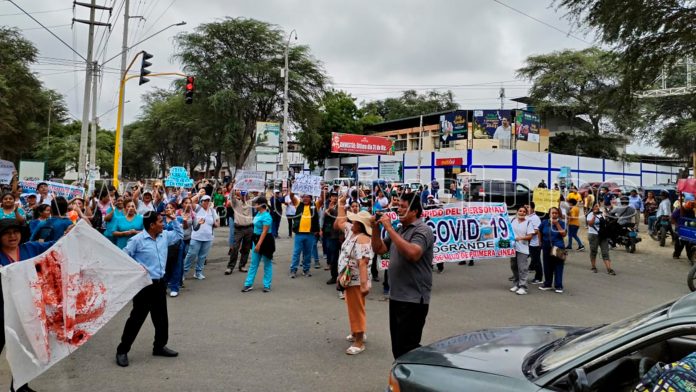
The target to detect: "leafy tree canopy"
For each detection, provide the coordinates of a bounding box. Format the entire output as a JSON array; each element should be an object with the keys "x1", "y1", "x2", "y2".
[{"x1": 360, "y1": 90, "x2": 458, "y2": 121}]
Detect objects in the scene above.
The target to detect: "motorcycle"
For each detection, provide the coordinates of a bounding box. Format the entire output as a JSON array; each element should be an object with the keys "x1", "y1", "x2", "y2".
[
  {"x1": 650, "y1": 215, "x2": 673, "y2": 247},
  {"x1": 606, "y1": 206, "x2": 641, "y2": 253}
]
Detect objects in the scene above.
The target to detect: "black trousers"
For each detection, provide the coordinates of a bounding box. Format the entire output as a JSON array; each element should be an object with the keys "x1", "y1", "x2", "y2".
[
  {"x1": 286, "y1": 217, "x2": 294, "y2": 237},
  {"x1": 326, "y1": 238, "x2": 340, "y2": 280},
  {"x1": 389, "y1": 299, "x2": 429, "y2": 359},
  {"x1": 117, "y1": 280, "x2": 168, "y2": 354},
  {"x1": 674, "y1": 237, "x2": 693, "y2": 258},
  {"x1": 228, "y1": 225, "x2": 253, "y2": 269}
]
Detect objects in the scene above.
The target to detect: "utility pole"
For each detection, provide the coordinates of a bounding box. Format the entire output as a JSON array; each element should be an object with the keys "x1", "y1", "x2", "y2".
[
  {"x1": 74, "y1": 0, "x2": 111, "y2": 182},
  {"x1": 89, "y1": 61, "x2": 99, "y2": 179},
  {"x1": 417, "y1": 114, "x2": 423, "y2": 182},
  {"x1": 499, "y1": 87, "x2": 505, "y2": 110},
  {"x1": 282, "y1": 29, "x2": 297, "y2": 175}
]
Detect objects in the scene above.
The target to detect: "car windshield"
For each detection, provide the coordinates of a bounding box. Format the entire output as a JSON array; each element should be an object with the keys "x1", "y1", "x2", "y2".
[{"x1": 535, "y1": 301, "x2": 672, "y2": 375}]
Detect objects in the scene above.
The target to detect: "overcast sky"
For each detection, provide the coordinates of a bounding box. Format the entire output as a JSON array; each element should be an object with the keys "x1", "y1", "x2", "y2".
[{"x1": 3, "y1": 0, "x2": 656, "y2": 154}]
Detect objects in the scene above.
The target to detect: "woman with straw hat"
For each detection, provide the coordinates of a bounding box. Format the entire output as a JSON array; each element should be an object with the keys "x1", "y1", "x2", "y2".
[{"x1": 334, "y1": 193, "x2": 374, "y2": 355}]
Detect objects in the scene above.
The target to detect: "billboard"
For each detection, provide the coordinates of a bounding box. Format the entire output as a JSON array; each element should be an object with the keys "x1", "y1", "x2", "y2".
[
  {"x1": 330, "y1": 132, "x2": 393, "y2": 155},
  {"x1": 255, "y1": 122, "x2": 280, "y2": 150},
  {"x1": 472, "y1": 110, "x2": 512, "y2": 139},
  {"x1": 439, "y1": 110, "x2": 468, "y2": 142},
  {"x1": 515, "y1": 111, "x2": 540, "y2": 143}
]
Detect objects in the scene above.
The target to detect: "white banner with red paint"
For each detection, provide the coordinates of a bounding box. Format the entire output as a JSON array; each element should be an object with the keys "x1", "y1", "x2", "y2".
[
  {"x1": 330, "y1": 132, "x2": 393, "y2": 155},
  {"x1": 1, "y1": 220, "x2": 151, "y2": 386}
]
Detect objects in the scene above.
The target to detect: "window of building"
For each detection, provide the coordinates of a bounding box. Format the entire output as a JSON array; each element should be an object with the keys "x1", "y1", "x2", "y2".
[
  {"x1": 410, "y1": 139, "x2": 420, "y2": 150},
  {"x1": 394, "y1": 139, "x2": 407, "y2": 151}
]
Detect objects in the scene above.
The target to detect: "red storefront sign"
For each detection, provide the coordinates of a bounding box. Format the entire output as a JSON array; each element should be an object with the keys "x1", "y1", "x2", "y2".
[
  {"x1": 435, "y1": 158, "x2": 463, "y2": 166},
  {"x1": 330, "y1": 132, "x2": 393, "y2": 155}
]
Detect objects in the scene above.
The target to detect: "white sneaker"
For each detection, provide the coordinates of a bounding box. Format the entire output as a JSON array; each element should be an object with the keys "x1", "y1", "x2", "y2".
[
  {"x1": 169, "y1": 291, "x2": 179, "y2": 297},
  {"x1": 509, "y1": 285, "x2": 519, "y2": 292},
  {"x1": 339, "y1": 292, "x2": 345, "y2": 300},
  {"x1": 194, "y1": 273, "x2": 206, "y2": 280},
  {"x1": 516, "y1": 287, "x2": 528, "y2": 295}
]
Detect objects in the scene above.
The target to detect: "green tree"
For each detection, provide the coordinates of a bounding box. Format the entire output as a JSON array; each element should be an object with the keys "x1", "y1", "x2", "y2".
[
  {"x1": 556, "y1": 0, "x2": 696, "y2": 89},
  {"x1": 0, "y1": 28, "x2": 66, "y2": 162},
  {"x1": 516, "y1": 48, "x2": 625, "y2": 136},
  {"x1": 657, "y1": 120, "x2": 696, "y2": 161},
  {"x1": 296, "y1": 90, "x2": 364, "y2": 165},
  {"x1": 174, "y1": 18, "x2": 327, "y2": 174},
  {"x1": 361, "y1": 90, "x2": 458, "y2": 121}
]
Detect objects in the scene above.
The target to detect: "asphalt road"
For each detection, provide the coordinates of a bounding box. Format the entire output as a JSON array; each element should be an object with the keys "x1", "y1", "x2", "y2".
[{"x1": 0, "y1": 224, "x2": 691, "y2": 392}]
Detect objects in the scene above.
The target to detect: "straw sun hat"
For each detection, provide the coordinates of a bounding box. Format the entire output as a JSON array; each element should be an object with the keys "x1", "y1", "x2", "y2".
[{"x1": 346, "y1": 210, "x2": 373, "y2": 236}]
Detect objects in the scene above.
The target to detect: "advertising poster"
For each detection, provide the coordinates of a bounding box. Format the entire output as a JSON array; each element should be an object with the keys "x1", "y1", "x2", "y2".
[
  {"x1": 472, "y1": 110, "x2": 512, "y2": 139},
  {"x1": 255, "y1": 122, "x2": 280, "y2": 153},
  {"x1": 515, "y1": 111, "x2": 541, "y2": 143},
  {"x1": 330, "y1": 133, "x2": 394, "y2": 155},
  {"x1": 439, "y1": 110, "x2": 468, "y2": 142},
  {"x1": 379, "y1": 162, "x2": 402, "y2": 182},
  {"x1": 379, "y1": 202, "x2": 516, "y2": 267}
]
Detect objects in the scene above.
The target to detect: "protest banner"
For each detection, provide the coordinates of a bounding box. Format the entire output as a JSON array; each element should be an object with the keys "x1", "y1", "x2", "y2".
[
  {"x1": 18, "y1": 161, "x2": 46, "y2": 183},
  {"x1": 291, "y1": 173, "x2": 323, "y2": 196},
  {"x1": 378, "y1": 202, "x2": 516, "y2": 268},
  {"x1": 532, "y1": 188, "x2": 561, "y2": 213},
  {"x1": 0, "y1": 159, "x2": 15, "y2": 185},
  {"x1": 164, "y1": 166, "x2": 194, "y2": 188},
  {"x1": 1, "y1": 221, "x2": 151, "y2": 386},
  {"x1": 234, "y1": 170, "x2": 266, "y2": 192},
  {"x1": 19, "y1": 180, "x2": 84, "y2": 200}
]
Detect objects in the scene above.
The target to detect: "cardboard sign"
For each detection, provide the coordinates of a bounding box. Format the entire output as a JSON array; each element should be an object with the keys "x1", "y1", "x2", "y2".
[
  {"x1": 379, "y1": 202, "x2": 516, "y2": 266},
  {"x1": 1, "y1": 221, "x2": 151, "y2": 386},
  {"x1": 164, "y1": 166, "x2": 194, "y2": 188},
  {"x1": 234, "y1": 170, "x2": 266, "y2": 192},
  {"x1": 532, "y1": 188, "x2": 561, "y2": 213},
  {"x1": 0, "y1": 159, "x2": 15, "y2": 185},
  {"x1": 291, "y1": 174, "x2": 322, "y2": 196},
  {"x1": 19, "y1": 180, "x2": 84, "y2": 200}
]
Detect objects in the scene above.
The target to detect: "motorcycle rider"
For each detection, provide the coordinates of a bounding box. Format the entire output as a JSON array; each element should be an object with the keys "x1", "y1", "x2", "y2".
[
  {"x1": 649, "y1": 191, "x2": 674, "y2": 238},
  {"x1": 672, "y1": 197, "x2": 696, "y2": 259}
]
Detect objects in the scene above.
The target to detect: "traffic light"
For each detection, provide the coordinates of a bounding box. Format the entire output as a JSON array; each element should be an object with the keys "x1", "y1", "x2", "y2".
[
  {"x1": 139, "y1": 51, "x2": 153, "y2": 85},
  {"x1": 184, "y1": 76, "x2": 195, "y2": 104}
]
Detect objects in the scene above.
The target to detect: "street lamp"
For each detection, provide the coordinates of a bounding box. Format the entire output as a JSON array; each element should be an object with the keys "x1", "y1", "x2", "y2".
[{"x1": 282, "y1": 29, "x2": 297, "y2": 174}]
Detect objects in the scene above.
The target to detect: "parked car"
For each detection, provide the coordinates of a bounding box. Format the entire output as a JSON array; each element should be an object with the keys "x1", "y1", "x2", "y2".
[
  {"x1": 578, "y1": 182, "x2": 621, "y2": 199},
  {"x1": 468, "y1": 180, "x2": 532, "y2": 210},
  {"x1": 643, "y1": 184, "x2": 678, "y2": 203},
  {"x1": 388, "y1": 292, "x2": 696, "y2": 392},
  {"x1": 617, "y1": 184, "x2": 643, "y2": 197}
]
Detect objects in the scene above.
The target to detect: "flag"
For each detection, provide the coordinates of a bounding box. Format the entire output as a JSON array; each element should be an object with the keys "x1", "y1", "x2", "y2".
[{"x1": 1, "y1": 220, "x2": 151, "y2": 386}]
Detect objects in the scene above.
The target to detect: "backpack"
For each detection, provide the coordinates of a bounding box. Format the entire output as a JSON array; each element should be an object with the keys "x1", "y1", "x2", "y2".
[
  {"x1": 597, "y1": 215, "x2": 609, "y2": 239},
  {"x1": 35, "y1": 220, "x2": 56, "y2": 242},
  {"x1": 91, "y1": 206, "x2": 104, "y2": 232}
]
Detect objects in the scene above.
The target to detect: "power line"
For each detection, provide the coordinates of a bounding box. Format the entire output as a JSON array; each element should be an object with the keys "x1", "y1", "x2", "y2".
[
  {"x1": 490, "y1": 0, "x2": 592, "y2": 45},
  {"x1": 17, "y1": 24, "x2": 71, "y2": 31},
  {"x1": 0, "y1": 7, "x2": 71, "y2": 17},
  {"x1": 5, "y1": 0, "x2": 87, "y2": 61},
  {"x1": 139, "y1": 0, "x2": 177, "y2": 38}
]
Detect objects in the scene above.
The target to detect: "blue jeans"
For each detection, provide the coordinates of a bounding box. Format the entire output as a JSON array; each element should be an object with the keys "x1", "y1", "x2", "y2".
[
  {"x1": 567, "y1": 225, "x2": 584, "y2": 248},
  {"x1": 228, "y1": 217, "x2": 235, "y2": 246},
  {"x1": 244, "y1": 249, "x2": 273, "y2": 289},
  {"x1": 184, "y1": 239, "x2": 213, "y2": 275},
  {"x1": 290, "y1": 233, "x2": 315, "y2": 273},
  {"x1": 312, "y1": 236, "x2": 320, "y2": 264},
  {"x1": 168, "y1": 239, "x2": 190, "y2": 292},
  {"x1": 542, "y1": 247, "x2": 564, "y2": 290}
]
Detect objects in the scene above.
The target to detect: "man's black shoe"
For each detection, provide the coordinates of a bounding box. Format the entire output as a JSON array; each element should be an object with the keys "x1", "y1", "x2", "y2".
[
  {"x1": 12, "y1": 384, "x2": 36, "y2": 392},
  {"x1": 153, "y1": 346, "x2": 179, "y2": 357},
  {"x1": 326, "y1": 278, "x2": 336, "y2": 285},
  {"x1": 116, "y1": 353, "x2": 129, "y2": 367}
]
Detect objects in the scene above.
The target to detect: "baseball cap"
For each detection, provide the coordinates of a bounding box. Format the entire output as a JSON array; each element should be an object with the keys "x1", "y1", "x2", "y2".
[{"x1": 201, "y1": 195, "x2": 212, "y2": 201}]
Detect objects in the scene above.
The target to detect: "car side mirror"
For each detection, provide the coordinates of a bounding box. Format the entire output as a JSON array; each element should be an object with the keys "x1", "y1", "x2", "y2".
[{"x1": 569, "y1": 368, "x2": 589, "y2": 392}]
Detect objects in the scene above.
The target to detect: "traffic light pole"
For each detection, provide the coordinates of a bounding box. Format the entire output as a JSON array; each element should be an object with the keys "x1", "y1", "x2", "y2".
[{"x1": 112, "y1": 56, "x2": 185, "y2": 187}]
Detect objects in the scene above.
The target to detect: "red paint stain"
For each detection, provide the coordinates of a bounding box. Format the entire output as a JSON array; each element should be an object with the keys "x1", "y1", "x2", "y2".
[{"x1": 30, "y1": 250, "x2": 107, "y2": 360}]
